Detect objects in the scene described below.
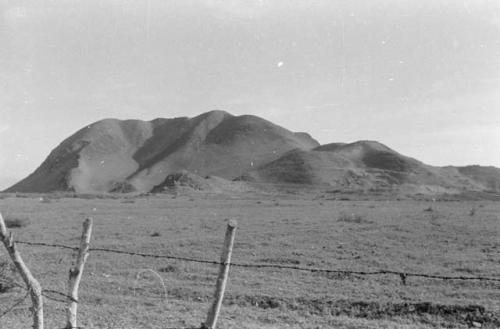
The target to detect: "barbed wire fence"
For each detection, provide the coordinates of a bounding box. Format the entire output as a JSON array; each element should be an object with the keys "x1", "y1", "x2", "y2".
[
  {"x1": 1, "y1": 214, "x2": 500, "y2": 329},
  {"x1": 13, "y1": 240, "x2": 500, "y2": 283}
]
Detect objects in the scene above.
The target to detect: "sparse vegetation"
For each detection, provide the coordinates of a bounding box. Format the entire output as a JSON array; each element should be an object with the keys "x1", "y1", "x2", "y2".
[{"x1": 0, "y1": 195, "x2": 499, "y2": 328}]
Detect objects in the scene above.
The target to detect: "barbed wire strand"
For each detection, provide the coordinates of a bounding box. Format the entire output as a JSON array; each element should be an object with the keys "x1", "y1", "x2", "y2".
[
  {"x1": 0, "y1": 277, "x2": 77, "y2": 303},
  {"x1": 15, "y1": 240, "x2": 500, "y2": 283},
  {"x1": 43, "y1": 289, "x2": 78, "y2": 303},
  {"x1": 15, "y1": 240, "x2": 79, "y2": 251}
]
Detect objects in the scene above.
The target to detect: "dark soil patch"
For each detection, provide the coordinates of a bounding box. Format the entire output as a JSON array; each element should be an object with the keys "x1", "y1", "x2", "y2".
[
  {"x1": 3, "y1": 216, "x2": 30, "y2": 229},
  {"x1": 225, "y1": 294, "x2": 500, "y2": 328}
]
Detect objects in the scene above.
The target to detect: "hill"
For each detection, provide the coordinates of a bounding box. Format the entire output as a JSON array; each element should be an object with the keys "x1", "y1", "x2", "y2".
[
  {"x1": 5, "y1": 111, "x2": 319, "y2": 193},
  {"x1": 240, "y1": 141, "x2": 500, "y2": 194},
  {"x1": 5, "y1": 111, "x2": 500, "y2": 196}
]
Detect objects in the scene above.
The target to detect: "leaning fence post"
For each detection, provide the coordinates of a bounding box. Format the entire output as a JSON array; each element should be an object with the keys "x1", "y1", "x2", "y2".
[
  {"x1": 65, "y1": 218, "x2": 93, "y2": 329},
  {"x1": 0, "y1": 212, "x2": 44, "y2": 329},
  {"x1": 202, "y1": 220, "x2": 237, "y2": 329}
]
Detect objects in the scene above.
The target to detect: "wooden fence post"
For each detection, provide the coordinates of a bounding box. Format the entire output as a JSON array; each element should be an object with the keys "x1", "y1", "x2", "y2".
[
  {"x1": 0, "y1": 212, "x2": 44, "y2": 329},
  {"x1": 65, "y1": 218, "x2": 93, "y2": 329},
  {"x1": 202, "y1": 220, "x2": 237, "y2": 329}
]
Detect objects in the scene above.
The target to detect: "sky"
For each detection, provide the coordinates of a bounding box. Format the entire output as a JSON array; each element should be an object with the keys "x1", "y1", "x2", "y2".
[{"x1": 1, "y1": 0, "x2": 499, "y2": 189}]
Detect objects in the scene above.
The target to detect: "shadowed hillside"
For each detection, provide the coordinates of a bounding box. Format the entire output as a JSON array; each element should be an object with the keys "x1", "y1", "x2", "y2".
[
  {"x1": 241, "y1": 141, "x2": 499, "y2": 194},
  {"x1": 5, "y1": 111, "x2": 319, "y2": 193},
  {"x1": 455, "y1": 166, "x2": 500, "y2": 192}
]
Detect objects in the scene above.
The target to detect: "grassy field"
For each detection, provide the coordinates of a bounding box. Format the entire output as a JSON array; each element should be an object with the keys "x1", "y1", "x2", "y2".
[{"x1": 0, "y1": 191, "x2": 499, "y2": 328}]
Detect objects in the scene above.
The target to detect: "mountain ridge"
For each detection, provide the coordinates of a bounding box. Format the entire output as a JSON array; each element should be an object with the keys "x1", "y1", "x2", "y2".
[{"x1": 4, "y1": 110, "x2": 499, "y2": 195}]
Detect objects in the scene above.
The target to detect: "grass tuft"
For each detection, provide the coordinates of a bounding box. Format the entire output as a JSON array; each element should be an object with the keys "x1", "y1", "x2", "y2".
[{"x1": 338, "y1": 213, "x2": 372, "y2": 224}]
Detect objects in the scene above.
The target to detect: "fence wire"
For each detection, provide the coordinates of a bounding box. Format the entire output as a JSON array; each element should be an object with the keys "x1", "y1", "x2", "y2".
[
  {"x1": 15, "y1": 240, "x2": 500, "y2": 283},
  {"x1": 0, "y1": 277, "x2": 77, "y2": 303}
]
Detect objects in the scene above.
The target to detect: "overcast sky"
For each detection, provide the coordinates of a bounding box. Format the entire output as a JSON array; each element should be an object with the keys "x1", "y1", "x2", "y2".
[{"x1": 1, "y1": 0, "x2": 499, "y2": 189}]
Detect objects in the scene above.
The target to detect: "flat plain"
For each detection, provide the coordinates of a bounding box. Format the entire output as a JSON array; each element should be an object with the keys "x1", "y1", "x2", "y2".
[{"x1": 0, "y1": 191, "x2": 499, "y2": 329}]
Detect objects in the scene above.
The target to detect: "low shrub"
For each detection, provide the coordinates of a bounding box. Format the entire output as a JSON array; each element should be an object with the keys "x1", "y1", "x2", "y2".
[
  {"x1": 159, "y1": 265, "x2": 178, "y2": 273},
  {"x1": 4, "y1": 216, "x2": 30, "y2": 229},
  {"x1": 0, "y1": 260, "x2": 17, "y2": 293}
]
